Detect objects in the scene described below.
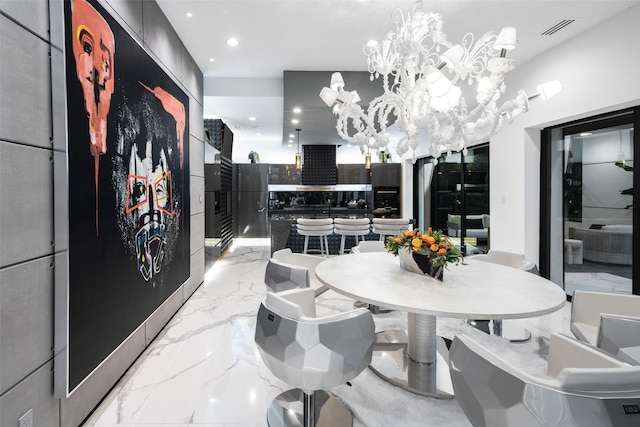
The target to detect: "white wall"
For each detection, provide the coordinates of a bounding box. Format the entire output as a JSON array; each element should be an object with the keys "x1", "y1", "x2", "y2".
[{"x1": 488, "y1": 4, "x2": 640, "y2": 265}]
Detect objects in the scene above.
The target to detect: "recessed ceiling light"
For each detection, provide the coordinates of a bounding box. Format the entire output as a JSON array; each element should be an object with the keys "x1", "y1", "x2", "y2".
[
  {"x1": 579, "y1": 132, "x2": 592, "y2": 137},
  {"x1": 209, "y1": 58, "x2": 215, "y2": 62},
  {"x1": 226, "y1": 37, "x2": 239, "y2": 47},
  {"x1": 256, "y1": 133, "x2": 261, "y2": 136},
  {"x1": 288, "y1": 144, "x2": 292, "y2": 147},
  {"x1": 185, "y1": 12, "x2": 193, "y2": 18},
  {"x1": 293, "y1": 107, "x2": 302, "y2": 114},
  {"x1": 248, "y1": 116, "x2": 257, "y2": 121},
  {"x1": 291, "y1": 119, "x2": 299, "y2": 124},
  {"x1": 289, "y1": 134, "x2": 294, "y2": 138}
]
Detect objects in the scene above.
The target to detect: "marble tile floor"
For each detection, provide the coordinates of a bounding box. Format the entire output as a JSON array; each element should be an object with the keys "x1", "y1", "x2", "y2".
[
  {"x1": 83, "y1": 238, "x2": 572, "y2": 427},
  {"x1": 564, "y1": 272, "x2": 632, "y2": 296}
]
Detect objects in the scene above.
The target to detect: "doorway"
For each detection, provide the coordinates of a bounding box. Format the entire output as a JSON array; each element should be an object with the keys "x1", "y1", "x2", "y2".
[
  {"x1": 415, "y1": 144, "x2": 490, "y2": 255},
  {"x1": 541, "y1": 108, "x2": 639, "y2": 296}
]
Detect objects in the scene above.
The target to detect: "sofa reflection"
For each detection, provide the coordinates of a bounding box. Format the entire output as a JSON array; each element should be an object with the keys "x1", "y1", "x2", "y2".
[{"x1": 447, "y1": 214, "x2": 490, "y2": 241}]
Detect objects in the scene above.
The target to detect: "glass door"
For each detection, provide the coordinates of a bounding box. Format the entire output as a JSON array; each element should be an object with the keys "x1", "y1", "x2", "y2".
[
  {"x1": 415, "y1": 144, "x2": 490, "y2": 255},
  {"x1": 541, "y1": 108, "x2": 638, "y2": 296}
]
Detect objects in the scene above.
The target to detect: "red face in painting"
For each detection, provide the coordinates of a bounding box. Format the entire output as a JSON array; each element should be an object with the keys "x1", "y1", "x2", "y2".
[
  {"x1": 72, "y1": 0, "x2": 115, "y2": 158},
  {"x1": 126, "y1": 141, "x2": 173, "y2": 283}
]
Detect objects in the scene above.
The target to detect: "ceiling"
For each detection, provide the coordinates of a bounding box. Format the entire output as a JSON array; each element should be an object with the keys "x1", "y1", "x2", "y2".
[{"x1": 156, "y1": 0, "x2": 640, "y2": 152}]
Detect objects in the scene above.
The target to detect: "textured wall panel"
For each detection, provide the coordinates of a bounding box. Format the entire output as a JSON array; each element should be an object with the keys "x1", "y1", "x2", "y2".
[
  {"x1": 191, "y1": 212, "x2": 205, "y2": 256},
  {"x1": 104, "y1": 0, "x2": 144, "y2": 40},
  {"x1": 142, "y1": 1, "x2": 182, "y2": 80},
  {"x1": 190, "y1": 135, "x2": 204, "y2": 178},
  {"x1": 191, "y1": 175, "x2": 205, "y2": 216},
  {"x1": 182, "y1": 48, "x2": 203, "y2": 101},
  {"x1": 0, "y1": 0, "x2": 50, "y2": 40},
  {"x1": 0, "y1": 256, "x2": 54, "y2": 394},
  {"x1": 59, "y1": 327, "x2": 146, "y2": 427},
  {"x1": 184, "y1": 247, "x2": 204, "y2": 299},
  {"x1": 0, "y1": 362, "x2": 59, "y2": 427},
  {"x1": 0, "y1": 142, "x2": 54, "y2": 268},
  {"x1": 0, "y1": 1, "x2": 205, "y2": 424},
  {"x1": 189, "y1": 97, "x2": 204, "y2": 156},
  {"x1": 145, "y1": 288, "x2": 184, "y2": 346},
  {"x1": 0, "y1": 16, "x2": 52, "y2": 148}
]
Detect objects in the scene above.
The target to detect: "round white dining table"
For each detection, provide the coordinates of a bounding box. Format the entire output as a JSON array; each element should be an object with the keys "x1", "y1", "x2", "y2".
[{"x1": 315, "y1": 252, "x2": 567, "y2": 398}]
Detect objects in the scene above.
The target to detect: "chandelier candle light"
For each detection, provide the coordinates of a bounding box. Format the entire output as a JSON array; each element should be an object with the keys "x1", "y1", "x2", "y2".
[{"x1": 319, "y1": 0, "x2": 562, "y2": 161}]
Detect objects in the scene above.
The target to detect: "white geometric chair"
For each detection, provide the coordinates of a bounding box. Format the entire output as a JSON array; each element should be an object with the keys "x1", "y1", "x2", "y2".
[
  {"x1": 350, "y1": 240, "x2": 386, "y2": 254},
  {"x1": 270, "y1": 248, "x2": 328, "y2": 296},
  {"x1": 333, "y1": 218, "x2": 371, "y2": 255},
  {"x1": 371, "y1": 218, "x2": 410, "y2": 241},
  {"x1": 571, "y1": 290, "x2": 640, "y2": 346},
  {"x1": 449, "y1": 332, "x2": 640, "y2": 427},
  {"x1": 296, "y1": 218, "x2": 334, "y2": 257},
  {"x1": 255, "y1": 288, "x2": 375, "y2": 427},
  {"x1": 467, "y1": 250, "x2": 538, "y2": 274},
  {"x1": 466, "y1": 250, "x2": 539, "y2": 341},
  {"x1": 597, "y1": 314, "x2": 640, "y2": 364},
  {"x1": 264, "y1": 258, "x2": 310, "y2": 294}
]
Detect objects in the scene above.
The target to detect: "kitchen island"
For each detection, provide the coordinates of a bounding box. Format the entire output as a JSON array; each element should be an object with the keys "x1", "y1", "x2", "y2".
[{"x1": 269, "y1": 211, "x2": 376, "y2": 255}]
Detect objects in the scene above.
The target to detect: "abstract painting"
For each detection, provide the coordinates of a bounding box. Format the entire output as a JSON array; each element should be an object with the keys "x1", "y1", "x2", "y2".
[{"x1": 63, "y1": 0, "x2": 190, "y2": 393}]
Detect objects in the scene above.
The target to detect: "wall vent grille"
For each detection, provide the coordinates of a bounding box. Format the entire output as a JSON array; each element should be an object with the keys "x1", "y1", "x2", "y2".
[{"x1": 541, "y1": 19, "x2": 576, "y2": 35}]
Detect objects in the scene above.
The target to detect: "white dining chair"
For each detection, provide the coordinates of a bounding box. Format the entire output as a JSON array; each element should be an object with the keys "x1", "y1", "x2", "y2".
[
  {"x1": 255, "y1": 288, "x2": 375, "y2": 427},
  {"x1": 450, "y1": 332, "x2": 640, "y2": 427}
]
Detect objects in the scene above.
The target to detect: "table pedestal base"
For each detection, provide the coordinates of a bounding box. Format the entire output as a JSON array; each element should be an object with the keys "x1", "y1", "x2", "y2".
[
  {"x1": 468, "y1": 319, "x2": 532, "y2": 342},
  {"x1": 369, "y1": 314, "x2": 454, "y2": 399}
]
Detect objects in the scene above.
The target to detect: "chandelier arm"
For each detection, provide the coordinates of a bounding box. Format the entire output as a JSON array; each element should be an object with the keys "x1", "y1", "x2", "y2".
[{"x1": 458, "y1": 32, "x2": 500, "y2": 83}]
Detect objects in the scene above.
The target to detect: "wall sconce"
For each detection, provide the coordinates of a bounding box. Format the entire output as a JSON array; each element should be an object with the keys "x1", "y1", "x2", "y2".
[{"x1": 295, "y1": 128, "x2": 302, "y2": 170}]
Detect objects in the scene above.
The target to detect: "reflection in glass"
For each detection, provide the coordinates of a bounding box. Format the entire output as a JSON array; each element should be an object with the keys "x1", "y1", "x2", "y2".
[{"x1": 563, "y1": 125, "x2": 633, "y2": 296}]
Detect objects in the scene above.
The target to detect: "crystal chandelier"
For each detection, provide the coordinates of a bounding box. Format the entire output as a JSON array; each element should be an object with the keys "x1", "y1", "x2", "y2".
[{"x1": 319, "y1": 1, "x2": 562, "y2": 161}]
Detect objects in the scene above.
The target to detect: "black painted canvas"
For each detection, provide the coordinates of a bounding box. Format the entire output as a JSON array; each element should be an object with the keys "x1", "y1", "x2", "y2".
[{"x1": 64, "y1": 0, "x2": 190, "y2": 392}]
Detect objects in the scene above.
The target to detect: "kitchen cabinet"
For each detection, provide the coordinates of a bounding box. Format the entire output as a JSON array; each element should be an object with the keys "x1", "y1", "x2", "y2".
[
  {"x1": 371, "y1": 163, "x2": 401, "y2": 188},
  {"x1": 338, "y1": 164, "x2": 371, "y2": 184}
]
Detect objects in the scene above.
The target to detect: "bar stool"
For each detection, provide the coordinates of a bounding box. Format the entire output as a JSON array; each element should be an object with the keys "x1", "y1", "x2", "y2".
[
  {"x1": 296, "y1": 218, "x2": 333, "y2": 257},
  {"x1": 372, "y1": 218, "x2": 411, "y2": 241},
  {"x1": 333, "y1": 218, "x2": 371, "y2": 255}
]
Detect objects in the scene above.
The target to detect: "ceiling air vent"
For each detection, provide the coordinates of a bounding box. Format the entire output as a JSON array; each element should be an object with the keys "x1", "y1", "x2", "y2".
[{"x1": 541, "y1": 18, "x2": 576, "y2": 36}]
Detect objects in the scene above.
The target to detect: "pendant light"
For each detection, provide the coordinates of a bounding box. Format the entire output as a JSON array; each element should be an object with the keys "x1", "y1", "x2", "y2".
[
  {"x1": 295, "y1": 128, "x2": 302, "y2": 169},
  {"x1": 365, "y1": 147, "x2": 371, "y2": 170}
]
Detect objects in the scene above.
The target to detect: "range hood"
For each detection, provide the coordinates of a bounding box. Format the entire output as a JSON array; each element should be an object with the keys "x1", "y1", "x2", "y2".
[{"x1": 301, "y1": 145, "x2": 337, "y2": 185}]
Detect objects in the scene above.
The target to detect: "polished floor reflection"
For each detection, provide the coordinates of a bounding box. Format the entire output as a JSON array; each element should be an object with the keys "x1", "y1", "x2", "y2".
[{"x1": 83, "y1": 238, "x2": 571, "y2": 427}]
